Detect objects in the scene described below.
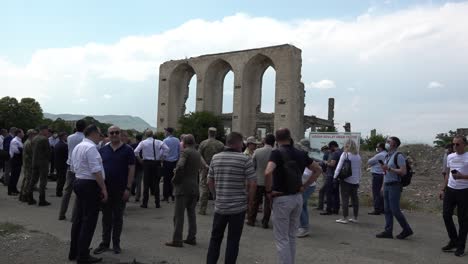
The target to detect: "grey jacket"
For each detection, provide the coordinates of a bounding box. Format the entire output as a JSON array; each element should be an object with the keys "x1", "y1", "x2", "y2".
[
  {"x1": 172, "y1": 146, "x2": 202, "y2": 196},
  {"x1": 252, "y1": 145, "x2": 273, "y2": 186}
]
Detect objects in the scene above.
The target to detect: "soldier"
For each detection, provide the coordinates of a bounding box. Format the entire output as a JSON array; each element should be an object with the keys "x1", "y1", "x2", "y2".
[
  {"x1": 19, "y1": 129, "x2": 38, "y2": 202},
  {"x1": 198, "y1": 127, "x2": 224, "y2": 215},
  {"x1": 26, "y1": 125, "x2": 51, "y2": 206}
]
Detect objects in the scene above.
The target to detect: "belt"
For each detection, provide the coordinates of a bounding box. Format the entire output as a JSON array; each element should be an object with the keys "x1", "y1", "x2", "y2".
[{"x1": 384, "y1": 181, "x2": 401, "y2": 186}]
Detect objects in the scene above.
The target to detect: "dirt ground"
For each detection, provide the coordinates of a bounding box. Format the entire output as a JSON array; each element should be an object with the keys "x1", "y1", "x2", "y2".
[{"x1": 0, "y1": 175, "x2": 466, "y2": 264}]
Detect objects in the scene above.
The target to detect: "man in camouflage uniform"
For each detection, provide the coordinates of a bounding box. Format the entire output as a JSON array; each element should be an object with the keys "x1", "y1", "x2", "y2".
[
  {"x1": 19, "y1": 129, "x2": 38, "y2": 202},
  {"x1": 198, "y1": 127, "x2": 224, "y2": 215},
  {"x1": 26, "y1": 125, "x2": 51, "y2": 206}
]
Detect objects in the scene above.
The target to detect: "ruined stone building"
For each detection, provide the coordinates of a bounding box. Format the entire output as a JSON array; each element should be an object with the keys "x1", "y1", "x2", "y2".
[{"x1": 156, "y1": 44, "x2": 334, "y2": 141}]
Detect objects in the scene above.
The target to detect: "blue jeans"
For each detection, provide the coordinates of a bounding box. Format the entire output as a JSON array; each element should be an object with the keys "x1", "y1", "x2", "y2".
[
  {"x1": 384, "y1": 184, "x2": 412, "y2": 234},
  {"x1": 300, "y1": 185, "x2": 316, "y2": 229}
]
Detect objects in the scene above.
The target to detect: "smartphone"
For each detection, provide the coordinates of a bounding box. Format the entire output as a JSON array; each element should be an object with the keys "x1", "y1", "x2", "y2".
[
  {"x1": 451, "y1": 169, "x2": 458, "y2": 174},
  {"x1": 378, "y1": 160, "x2": 384, "y2": 165}
]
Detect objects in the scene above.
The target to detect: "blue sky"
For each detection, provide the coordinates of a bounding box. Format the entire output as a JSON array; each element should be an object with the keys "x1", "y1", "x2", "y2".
[{"x1": 1, "y1": 0, "x2": 468, "y2": 143}]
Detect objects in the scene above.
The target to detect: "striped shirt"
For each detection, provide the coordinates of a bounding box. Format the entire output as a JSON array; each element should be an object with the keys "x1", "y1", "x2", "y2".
[{"x1": 208, "y1": 149, "x2": 256, "y2": 215}]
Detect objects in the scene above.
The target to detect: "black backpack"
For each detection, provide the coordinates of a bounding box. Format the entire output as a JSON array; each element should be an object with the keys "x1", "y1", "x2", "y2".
[
  {"x1": 394, "y1": 152, "x2": 414, "y2": 187},
  {"x1": 279, "y1": 148, "x2": 303, "y2": 194},
  {"x1": 338, "y1": 153, "x2": 352, "y2": 180}
]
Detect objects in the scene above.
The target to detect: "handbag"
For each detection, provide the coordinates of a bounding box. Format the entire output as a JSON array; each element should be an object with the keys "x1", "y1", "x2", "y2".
[{"x1": 338, "y1": 153, "x2": 352, "y2": 180}]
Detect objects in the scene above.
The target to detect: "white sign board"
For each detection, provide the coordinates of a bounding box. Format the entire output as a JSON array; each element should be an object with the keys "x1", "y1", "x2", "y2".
[{"x1": 309, "y1": 132, "x2": 361, "y2": 161}]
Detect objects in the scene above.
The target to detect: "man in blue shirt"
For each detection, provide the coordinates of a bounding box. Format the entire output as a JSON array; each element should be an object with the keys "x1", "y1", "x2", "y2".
[
  {"x1": 94, "y1": 126, "x2": 135, "y2": 255},
  {"x1": 367, "y1": 142, "x2": 388, "y2": 215},
  {"x1": 162, "y1": 127, "x2": 180, "y2": 202},
  {"x1": 376, "y1": 136, "x2": 413, "y2": 240}
]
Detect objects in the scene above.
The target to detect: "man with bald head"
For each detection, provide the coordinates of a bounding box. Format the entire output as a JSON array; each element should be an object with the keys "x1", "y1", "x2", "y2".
[
  {"x1": 134, "y1": 129, "x2": 169, "y2": 208},
  {"x1": 94, "y1": 126, "x2": 135, "y2": 255}
]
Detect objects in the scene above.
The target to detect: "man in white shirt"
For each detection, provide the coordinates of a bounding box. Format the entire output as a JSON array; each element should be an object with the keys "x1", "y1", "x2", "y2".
[
  {"x1": 440, "y1": 135, "x2": 468, "y2": 257},
  {"x1": 134, "y1": 129, "x2": 169, "y2": 208},
  {"x1": 68, "y1": 124, "x2": 108, "y2": 264},
  {"x1": 59, "y1": 119, "x2": 86, "y2": 220},
  {"x1": 8, "y1": 129, "x2": 24, "y2": 196}
]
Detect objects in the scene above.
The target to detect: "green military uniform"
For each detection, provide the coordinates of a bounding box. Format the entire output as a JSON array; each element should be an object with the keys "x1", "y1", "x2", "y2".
[
  {"x1": 19, "y1": 138, "x2": 34, "y2": 202},
  {"x1": 26, "y1": 135, "x2": 50, "y2": 204},
  {"x1": 198, "y1": 137, "x2": 224, "y2": 215}
]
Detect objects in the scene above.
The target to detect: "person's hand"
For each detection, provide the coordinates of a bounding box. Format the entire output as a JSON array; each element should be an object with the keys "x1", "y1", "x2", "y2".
[
  {"x1": 101, "y1": 188, "x2": 108, "y2": 203},
  {"x1": 452, "y1": 171, "x2": 462, "y2": 179},
  {"x1": 299, "y1": 185, "x2": 305, "y2": 193},
  {"x1": 122, "y1": 189, "x2": 130, "y2": 202},
  {"x1": 381, "y1": 164, "x2": 389, "y2": 171},
  {"x1": 439, "y1": 190, "x2": 445, "y2": 200}
]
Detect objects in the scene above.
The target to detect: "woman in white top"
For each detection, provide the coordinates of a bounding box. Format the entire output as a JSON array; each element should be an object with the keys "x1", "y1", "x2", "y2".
[{"x1": 333, "y1": 139, "x2": 362, "y2": 224}]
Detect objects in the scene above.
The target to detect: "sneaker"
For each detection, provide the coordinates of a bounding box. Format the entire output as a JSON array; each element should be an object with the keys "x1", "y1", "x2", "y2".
[
  {"x1": 368, "y1": 211, "x2": 381, "y2": 215},
  {"x1": 396, "y1": 229, "x2": 413, "y2": 240},
  {"x1": 165, "y1": 241, "x2": 183, "y2": 248},
  {"x1": 93, "y1": 244, "x2": 109, "y2": 255},
  {"x1": 455, "y1": 248, "x2": 465, "y2": 257},
  {"x1": 348, "y1": 218, "x2": 358, "y2": 223},
  {"x1": 335, "y1": 219, "x2": 349, "y2": 224},
  {"x1": 376, "y1": 232, "x2": 393, "y2": 239},
  {"x1": 296, "y1": 228, "x2": 309, "y2": 238},
  {"x1": 38, "y1": 200, "x2": 51, "y2": 206},
  {"x1": 442, "y1": 242, "x2": 458, "y2": 252}
]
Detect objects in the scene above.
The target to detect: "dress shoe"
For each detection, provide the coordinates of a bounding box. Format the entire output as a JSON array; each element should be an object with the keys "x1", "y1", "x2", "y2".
[
  {"x1": 368, "y1": 211, "x2": 381, "y2": 215},
  {"x1": 183, "y1": 239, "x2": 197, "y2": 246},
  {"x1": 56, "y1": 192, "x2": 63, "y2": 197},
  {"x1": 58, "y1": 215, "x2": 66, "y2": 221},
  {"x1": 396, "y1": 229, "x2": 413, "y2": 240},
  {"x1": 27, "y1": 197, "x2": 37, "y2": 205},
  {"x1": 113, "y1": 245, "x2": 122, "y2": 254},
  {"x1": 165, "y1": 241, "x2": 183, "y2": 248},
  {"x1": 77, "y1": 255, "x2": 102, "y2": 264},
  {"x1": 320, "y1": 211, "x2": 332, "y2": 215},
  {"x1": 376, "y1": 232, "x2": 393, "y2": 239},
  {"x1": 156, "y1": 204, "x2": 161, "y2": 208},
  {"x1": 246, "y1": 221, "x2": 255, "y2": 227},
  {"x1": 140, "y1": 204, "x2": 148, "y2": 208},
  {"x1": 442, "y1": 241, "x2": 458, "y2": 252},
  {"x1": 93, "y1": 244, "x2": 109, "y2": 255},
  {"x1": 455, "y1": 248, "x2": 465, "y2": 257},
  {"x1": 38, "y1": 200, "x2": 51, "y2": 206},
  {"x1": 8, "y1": 191, "x2": 19, "y2": 196},
  {"x1": 262, "y1": 223, "x2": 269, "y2": 229}
]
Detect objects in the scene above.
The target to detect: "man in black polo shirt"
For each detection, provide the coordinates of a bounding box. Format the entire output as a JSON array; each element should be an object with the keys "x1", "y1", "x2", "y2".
[
  {"x1": 265, "y1": 128, "x2": 322, "y2": 264},
  {"x1": 94, "y1": 126, "x2": 135, "y2": 255}
]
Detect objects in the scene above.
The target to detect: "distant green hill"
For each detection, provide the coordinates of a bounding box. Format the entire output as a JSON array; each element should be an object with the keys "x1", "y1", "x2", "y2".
[{"x1": 44, "y1": 113, "x2": 155, "y2": 132}]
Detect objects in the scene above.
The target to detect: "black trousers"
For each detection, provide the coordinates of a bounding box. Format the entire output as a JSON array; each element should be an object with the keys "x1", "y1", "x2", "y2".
[
  {"x1": 207, "y1": 211, "x2": 246, "y2": 264},
  {"x1": 324, "y1": 176, "x2": 340, "y2": 213},
  {"x1": 100, "y1": 193, "x2": 126, "y2": 247},
  {"x1": 163, "y1": 161, "x2": 177, "y2": 200},
  {"x1": 142, "y1": 160, "x2": 161, "y2": 206},
  {"x1": 49, "y1": 147, "x2": 55, "y2": 174},
  {"x1": 69, "y1": 179, "x2": 101, "y2": 260},
  {"x1": 56, "y1": 166, "x2": 67, "y2": 195},
  {"x1": 248, "y1": 186, "x2": 271, "y2": 226},
  {"x1": 8, "y1": 154, "x2": 22, "y2": 193},
  {"x1": 443, "y1": 187, "x2": 468, "y2": 250}
]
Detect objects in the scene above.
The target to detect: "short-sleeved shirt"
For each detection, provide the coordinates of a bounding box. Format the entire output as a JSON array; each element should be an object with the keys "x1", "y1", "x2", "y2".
[
  {"x1": 208, "y1": 149, "x2": 256, "y2": 215},
  {"x1": 384, "y1": 151, "x2": 406, "y2": 183},
  {"x1": 446, "y1": 152, "x2": 468, "y2": 190},
  {"x1": 326, "y1": 149, "x2": 343, "y2": 177},
  {"x1": 100, "y1": 143, "x2": 135, "y2": 193},
  {"x1": 269, "y1": 145, "x2": 313, "y2": 193}
]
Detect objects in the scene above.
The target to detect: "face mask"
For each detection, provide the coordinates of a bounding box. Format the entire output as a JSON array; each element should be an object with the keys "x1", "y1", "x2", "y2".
[
  {"x1": 385, "y1": 143, "x2": 391, "y2": 150},
  {"x1": 376, "y1": 148, "x2": 379, "y2": 153}
]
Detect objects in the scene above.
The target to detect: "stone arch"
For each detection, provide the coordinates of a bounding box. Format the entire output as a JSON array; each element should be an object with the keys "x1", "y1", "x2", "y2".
[
  {"x1": 167, "y1": 63, "x2": 197, "y2": 127},
  {"x1": 203, "y1": 59, "x2": 233, "y2": 115},
  {"x1": 240, "y1": 54, "x2": 276, "y2": 136}
]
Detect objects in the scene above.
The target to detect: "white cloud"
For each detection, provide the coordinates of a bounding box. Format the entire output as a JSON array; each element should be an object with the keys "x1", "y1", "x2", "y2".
[
  {"x1": 1, "y1": 2, "x2": 468, "y2": 143},
  {"x1": 427, "y1": 81, "x2": 444, "y2": 89},
  {"x1": 347, "y1": 87, "x2": 356, "y2": 92},
  {"x1": 103, "y1": 94, "x2": 112, "y2": 99},
  {"x1": 309, "y1": 80, "x2": 336, "y2": 90}
]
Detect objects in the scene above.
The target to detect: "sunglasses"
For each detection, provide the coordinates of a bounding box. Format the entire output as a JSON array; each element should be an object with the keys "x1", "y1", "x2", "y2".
[{"x1": 109, "y1": 131, "x2": 120, "y2": 135}]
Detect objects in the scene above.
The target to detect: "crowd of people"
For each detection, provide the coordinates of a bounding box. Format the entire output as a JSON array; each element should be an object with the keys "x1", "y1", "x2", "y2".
[{"x1": 0, "y1": 121, "x2": 467, "y2": 264}]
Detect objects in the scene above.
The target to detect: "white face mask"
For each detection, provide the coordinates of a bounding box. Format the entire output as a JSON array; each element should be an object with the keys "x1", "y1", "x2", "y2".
[
  {"x1": 376, "y1": 148, "x2": 380, "y2": 153},
  {"x1": 385, "y1": 143, "x2": 391, "y2": 150}
]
